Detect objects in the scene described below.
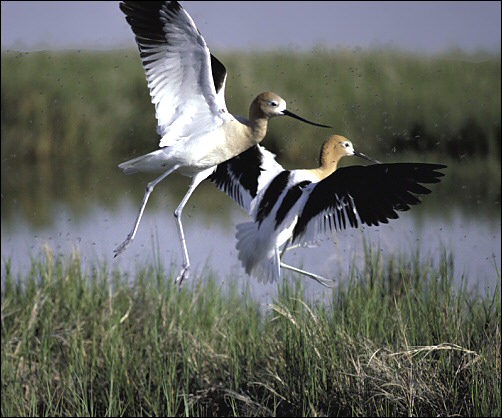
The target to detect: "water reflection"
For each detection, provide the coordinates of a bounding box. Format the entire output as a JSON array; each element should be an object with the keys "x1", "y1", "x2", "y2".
[
  {"x1": 2, "y1": 158, "x2": 500, "y2": 300},
  {"x1": 1, "y1": 158, "x2": 241, "y2": 228},
  {"x1": 2, "y1": 154, "x2": 500, "y2": 229}
]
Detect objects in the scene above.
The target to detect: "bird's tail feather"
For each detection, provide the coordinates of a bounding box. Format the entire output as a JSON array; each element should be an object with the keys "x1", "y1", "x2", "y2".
[
  {"x1": 235, "y1": 222, "x2": 280, "y2": 283},
  {"x1": 118, "y1": 149, "x2": 169, "y2": 174}
]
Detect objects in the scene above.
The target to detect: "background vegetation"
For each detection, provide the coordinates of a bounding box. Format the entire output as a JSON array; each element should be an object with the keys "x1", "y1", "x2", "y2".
[
  {"x1": 2, "y1": 48, "x2": 500, "y2": 416},
  {"x1": 2, "y1": 49, "x2": 500, "y2": 165},
  {"x1": 1, "y1": 48, "x2": 500, "y2": 225}
]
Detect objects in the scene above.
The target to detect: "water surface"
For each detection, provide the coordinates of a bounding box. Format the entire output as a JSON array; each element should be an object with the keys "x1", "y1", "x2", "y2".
[{"x1": 2, "y1": 177, "x2": 499, "y2": 302}]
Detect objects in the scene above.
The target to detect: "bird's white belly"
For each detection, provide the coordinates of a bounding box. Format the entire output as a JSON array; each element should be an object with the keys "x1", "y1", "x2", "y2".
[{"x1": 166, "y1": 130, "x2": 250, "y2": 176}]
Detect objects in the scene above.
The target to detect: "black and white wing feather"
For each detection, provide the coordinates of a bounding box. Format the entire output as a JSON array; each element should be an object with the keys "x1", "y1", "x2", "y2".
[
  {"x1": 209, "y1": 145, "x2": 284, "y2": 213},
  {"x1": 293, "y1": 163, "x2": 446, "y2": 244},
  {"x1": 120, "y1": 1, "x2": 230, "y2": 147}
]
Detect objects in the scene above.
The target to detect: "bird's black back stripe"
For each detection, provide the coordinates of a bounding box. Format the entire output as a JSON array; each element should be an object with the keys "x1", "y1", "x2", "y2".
[
  {"x1": 275, "y1": 181, "x2": 311, "y2": 228},
  {"x1": 257, "y1": 171, "x2": 290, "y2": 225},
  {"x1": 209, "y1": 145, "x2": 264, "y2": 206}
]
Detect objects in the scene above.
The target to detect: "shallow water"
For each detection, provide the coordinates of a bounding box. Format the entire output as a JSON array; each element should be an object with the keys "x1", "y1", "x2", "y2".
[{"x1": 2, "y1": 185, "x2": 500, "y2": 303}]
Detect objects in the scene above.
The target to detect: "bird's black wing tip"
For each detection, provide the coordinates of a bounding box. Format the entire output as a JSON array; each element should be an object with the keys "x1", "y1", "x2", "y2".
[{"x1": 120, "y1": 1, "x2": 183, "y2": 16}]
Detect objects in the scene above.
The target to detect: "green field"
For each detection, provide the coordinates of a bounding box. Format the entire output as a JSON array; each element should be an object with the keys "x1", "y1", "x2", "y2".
[{"x1": 1, "y1": 246, "x2": 500, "y2": 416}]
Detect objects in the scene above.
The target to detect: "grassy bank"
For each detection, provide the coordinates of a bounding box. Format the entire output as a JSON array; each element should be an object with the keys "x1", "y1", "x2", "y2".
[{"x1": 2, "y1": 247, "x2": 500, "y2": 416}]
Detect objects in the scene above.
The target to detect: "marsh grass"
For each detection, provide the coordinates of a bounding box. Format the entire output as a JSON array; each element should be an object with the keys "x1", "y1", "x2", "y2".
[{"x1": 2, "y1": 244, "x2": 500, "y2": 416}]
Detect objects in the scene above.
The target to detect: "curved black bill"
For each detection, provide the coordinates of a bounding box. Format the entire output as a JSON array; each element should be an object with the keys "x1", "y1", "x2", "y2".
[
  {"x1": 354, "y1": 150, "x2": 381, "y2": 164},
  {"x1": 282, "y1": 109, "x2": 332, "y2": 128}
]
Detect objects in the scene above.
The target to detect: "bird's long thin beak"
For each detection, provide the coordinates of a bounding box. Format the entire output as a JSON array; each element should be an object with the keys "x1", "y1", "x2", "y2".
[
  {"x1": 282, "y1": 109, "x2": 332, "y2": 128},
  {"x1": 354, "y1": 150, "x2": 381, "y2": 164}
]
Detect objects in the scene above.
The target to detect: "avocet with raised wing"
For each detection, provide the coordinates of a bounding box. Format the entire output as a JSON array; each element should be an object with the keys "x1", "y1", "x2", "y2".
[
  {"x1": 210, "y1": 135, "x2": 446, "y2": 286},
  {"x1": 114, "y1": 1, "x2": 331, "y2": 284}
]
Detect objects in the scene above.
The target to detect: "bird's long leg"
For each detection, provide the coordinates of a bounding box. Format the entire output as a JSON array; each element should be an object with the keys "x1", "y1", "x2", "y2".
[
  {"x1": 174, "y1": 167, "x2": 215, "y2": 286},
  {"x1": 280, "y1": 239, "x2": 292, "y2": 259},
  {"x1": 279, "y1": 239, "x2": 335, "y2": 288},
  {"x1": 114, "y1": 165, "x2": 180, "y2": 257},
  {"x1": 279, "y1": 262, "x2": 336, "y2": 288}
]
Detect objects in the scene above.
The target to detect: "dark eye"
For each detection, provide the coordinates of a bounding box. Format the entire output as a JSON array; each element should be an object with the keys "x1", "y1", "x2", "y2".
[{"x1": 270, "y1": 100, "x2": 279, "y2": 107}]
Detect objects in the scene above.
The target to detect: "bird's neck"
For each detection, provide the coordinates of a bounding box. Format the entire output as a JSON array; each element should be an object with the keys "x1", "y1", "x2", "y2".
[
  {"x1": 248, "y1": 116, "x2": 269, "y2": 145},
  {"x1": 308, "y1": 162, "x2": 338, "y2": 180}
]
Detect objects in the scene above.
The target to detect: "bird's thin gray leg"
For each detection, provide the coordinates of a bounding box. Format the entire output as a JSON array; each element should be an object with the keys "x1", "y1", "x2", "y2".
[
  {"x1": 279, "y1": 239, "x2": 335, "y2": 288},
  {"x1": 174, "y1": 167, "x2": 215, "y2": 286},
  {"x1": 280, "y1": 262, "x2": 336, "y2": 288},
  {"x1": 114, "y1": 165, "x2": 179, "y2": 257}
]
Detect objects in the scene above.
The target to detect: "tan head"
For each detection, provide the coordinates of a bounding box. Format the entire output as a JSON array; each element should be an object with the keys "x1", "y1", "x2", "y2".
[
  {"x1": 250, "y1": 92, "x2": 332, "y2": 127},
  {"x1": 315, "y1": 134, "x2": 380, "y2": 178},
  {"x1": 318, "y1": 135, "x2": 355, "y2": 170}
]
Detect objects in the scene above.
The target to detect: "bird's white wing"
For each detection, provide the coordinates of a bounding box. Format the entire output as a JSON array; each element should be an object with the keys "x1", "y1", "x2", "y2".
[{"x1": 120, "y1": 1, "x2": 230, "y2": 147}]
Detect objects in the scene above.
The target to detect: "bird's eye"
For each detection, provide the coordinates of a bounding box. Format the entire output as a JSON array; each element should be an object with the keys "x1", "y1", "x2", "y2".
[{"x1": 270, "y1": 100, "x2": 279, "y2": 107}]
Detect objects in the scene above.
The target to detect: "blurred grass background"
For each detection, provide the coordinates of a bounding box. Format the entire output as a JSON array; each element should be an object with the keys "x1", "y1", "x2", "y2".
[
  {"x1": 1, "y1": 48, "x2": 500, "y2": 223},
  {"x1": 2, "y1": 49, "x2": 500, "y2": 164}
]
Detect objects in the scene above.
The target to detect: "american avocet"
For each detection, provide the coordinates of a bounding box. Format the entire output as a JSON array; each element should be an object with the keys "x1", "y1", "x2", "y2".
[
  {"x1": 210, "y1": 135, "x2": 446, "y2": 286},
  {"x1": 114, "y1": 1, "x2": 331, "y2": 284}
]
